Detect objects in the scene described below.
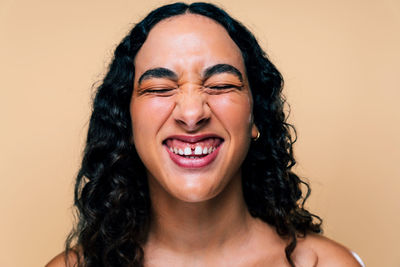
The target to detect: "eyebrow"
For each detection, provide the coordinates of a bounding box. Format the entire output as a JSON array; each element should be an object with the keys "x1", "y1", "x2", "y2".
[
  {"x1": 138, "y1": 67, "x2": 178, "y2": 85},
  {"x1": 137, "y1": 63, "x2": 244, "y2": 86},
  {"x1": 203, "y1": 64, "x2": 243, "y2": 82}
]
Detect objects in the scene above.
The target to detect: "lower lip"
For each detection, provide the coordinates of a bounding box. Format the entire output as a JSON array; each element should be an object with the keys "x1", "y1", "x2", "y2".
[{"x1": 165, "y1": 144, "x2": 222, "y2": 168}]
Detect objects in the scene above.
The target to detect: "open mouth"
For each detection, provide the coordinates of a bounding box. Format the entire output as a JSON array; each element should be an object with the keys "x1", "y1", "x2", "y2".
[{"x1": 163, "y1": 135, "x2": 224, "y2": 168}]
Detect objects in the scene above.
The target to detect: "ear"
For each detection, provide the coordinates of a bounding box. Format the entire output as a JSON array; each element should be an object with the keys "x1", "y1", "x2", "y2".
[{"x1": 251, "y1": 124, "x2": 259, "y2": 139}]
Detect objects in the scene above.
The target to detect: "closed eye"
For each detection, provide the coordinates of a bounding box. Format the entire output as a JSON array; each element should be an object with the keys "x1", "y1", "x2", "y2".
[
  {"x1": 204, "y1": 85, "x2": 242, "y2": 95},
  {"x1": 139, "y1": 87, "x2": 176, "y2": 96},
  {"x1": 208, "y1": 85, "x2": 241, "y2": 90}
]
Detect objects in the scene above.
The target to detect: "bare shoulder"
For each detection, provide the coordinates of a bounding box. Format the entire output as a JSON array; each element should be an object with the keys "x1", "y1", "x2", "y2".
[
  {"x1": 296, "y1": 233, "x2": 363, "y2": 267},
  {"x1": 45, "y1": 250, "x2": 79, "y2": 267}
]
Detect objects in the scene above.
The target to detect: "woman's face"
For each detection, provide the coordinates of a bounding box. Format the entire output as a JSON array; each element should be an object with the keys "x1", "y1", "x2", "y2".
[{"x1": 130, "y1": 14, "x2": 258, "y2": 202}]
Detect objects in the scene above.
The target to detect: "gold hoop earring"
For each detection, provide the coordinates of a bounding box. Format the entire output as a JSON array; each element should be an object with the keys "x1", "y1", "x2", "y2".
[{"x1": 253, "y1": 131, "x2": 260, "y2": 141}]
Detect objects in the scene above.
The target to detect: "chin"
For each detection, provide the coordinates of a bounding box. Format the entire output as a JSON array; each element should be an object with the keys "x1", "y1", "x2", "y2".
[
  {"x1": 174, "y1": 192, "x2": 218, "y2": 203},
  {"x1": 168, "y1": 179, "x2": 222, "y2": 203}
]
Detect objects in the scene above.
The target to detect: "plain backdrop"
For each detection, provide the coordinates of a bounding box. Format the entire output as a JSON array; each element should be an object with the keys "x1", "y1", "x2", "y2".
[{"x1": 1, "y1": 0, "x2": 399, "y2": 266}]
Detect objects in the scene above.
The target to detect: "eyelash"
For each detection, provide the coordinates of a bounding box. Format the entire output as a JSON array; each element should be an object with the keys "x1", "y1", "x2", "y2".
[
  {"x1": 207, "y1": 84, "x2": 240, "y2": 90},
  {"x1": 145, "y1": 88, "x2": 174, "y2": 93},
  {"x1": 140, "y1": 88, "x2": 175, "y2": 96}
]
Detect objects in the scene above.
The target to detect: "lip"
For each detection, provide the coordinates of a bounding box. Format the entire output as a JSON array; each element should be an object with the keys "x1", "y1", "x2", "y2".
[
  {"x1": 164, "y1": 143, "x2": 222, "y2": 168},
  {"x1": 163, "y1": 134, "x2": 224, "y2": 168},
  {"x1": 164, "y1": 133, "x2": 223, "y2": 143}
]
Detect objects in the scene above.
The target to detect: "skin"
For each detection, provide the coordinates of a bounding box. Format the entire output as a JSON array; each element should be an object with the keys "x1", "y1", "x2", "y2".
[
  {"x1": 131, "y1": 15, "x2": 257, "y2": 205},
  {"x1": 46, "y1": 14, "x2": 362, "y2": 267}
]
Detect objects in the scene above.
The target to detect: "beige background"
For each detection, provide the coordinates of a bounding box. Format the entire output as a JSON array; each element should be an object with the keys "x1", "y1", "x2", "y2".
[{"x1": 1, "y1": 0, "x2": 399, "y2": 266}]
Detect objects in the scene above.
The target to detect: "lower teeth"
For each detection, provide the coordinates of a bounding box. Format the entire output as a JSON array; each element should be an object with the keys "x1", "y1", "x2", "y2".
[{"x1": 185, "y1": 155, "x2": 205, "y2": 159}]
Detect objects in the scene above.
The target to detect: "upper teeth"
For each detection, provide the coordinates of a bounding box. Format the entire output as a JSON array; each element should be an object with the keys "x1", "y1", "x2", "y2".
[
  {"x1": 169, "y1": 145, "x2": 215, "y2": 156},
  {"x1": 184, "y1": 147, "x2": 191, "y2": 155},
  {"x1": 194, "y1": 146, "x2": 202, "y2": 155}
]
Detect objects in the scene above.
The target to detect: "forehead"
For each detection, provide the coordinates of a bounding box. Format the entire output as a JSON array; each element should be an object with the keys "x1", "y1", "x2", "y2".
[{"x1": 134, "y1": 14, "x2": 245, "y2": 75}]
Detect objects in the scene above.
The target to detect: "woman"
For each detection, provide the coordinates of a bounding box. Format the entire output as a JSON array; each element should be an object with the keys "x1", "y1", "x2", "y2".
[{"x1": 47, "y1": 2, "x2": 363, "y2": 266}]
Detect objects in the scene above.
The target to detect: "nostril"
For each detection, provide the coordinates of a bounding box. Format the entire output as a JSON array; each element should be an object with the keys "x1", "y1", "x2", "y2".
[
  {"x1": 197, "y1": 118, "x2": 209, "y2": 126},
  {"x1": 175, "y1": 118, "x2": 186, "y2": 126},
  {"x1": 175, "y1": 117, "x2": 210, "y2": 132}
]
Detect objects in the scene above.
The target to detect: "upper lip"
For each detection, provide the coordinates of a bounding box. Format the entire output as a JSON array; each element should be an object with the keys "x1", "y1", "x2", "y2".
[{"x1": 164, "y1": 134, "x2": 224, "y2": 143}]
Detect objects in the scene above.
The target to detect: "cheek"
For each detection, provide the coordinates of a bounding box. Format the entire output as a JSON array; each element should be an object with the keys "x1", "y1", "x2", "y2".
[
  {"x1": 208, "y1": 94, "x2": 253, "y2": 135},
  {"x1": 130, "y1": 97, "x2": 174, "y2": 143}
]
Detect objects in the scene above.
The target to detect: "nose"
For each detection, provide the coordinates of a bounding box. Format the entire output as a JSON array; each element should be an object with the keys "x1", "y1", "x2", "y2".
[{"x1": 172, "y1": 87, "x2": 210, "y2": 132}]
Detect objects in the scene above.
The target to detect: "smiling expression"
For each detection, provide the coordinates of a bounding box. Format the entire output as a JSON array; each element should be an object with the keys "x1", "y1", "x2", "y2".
[{"x1": 130, "y1": 14, "x2": 258, "y2": 202}]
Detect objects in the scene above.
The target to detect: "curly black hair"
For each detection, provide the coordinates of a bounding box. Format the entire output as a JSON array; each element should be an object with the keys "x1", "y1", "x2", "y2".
[{"x1": 66, "y1": 2, "x2": 322, "y2": 267}]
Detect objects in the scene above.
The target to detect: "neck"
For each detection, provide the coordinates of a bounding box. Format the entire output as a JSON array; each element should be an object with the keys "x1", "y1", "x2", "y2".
[{"x1": 146, "y1": 173, "x2": 255, "y2": 253}]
